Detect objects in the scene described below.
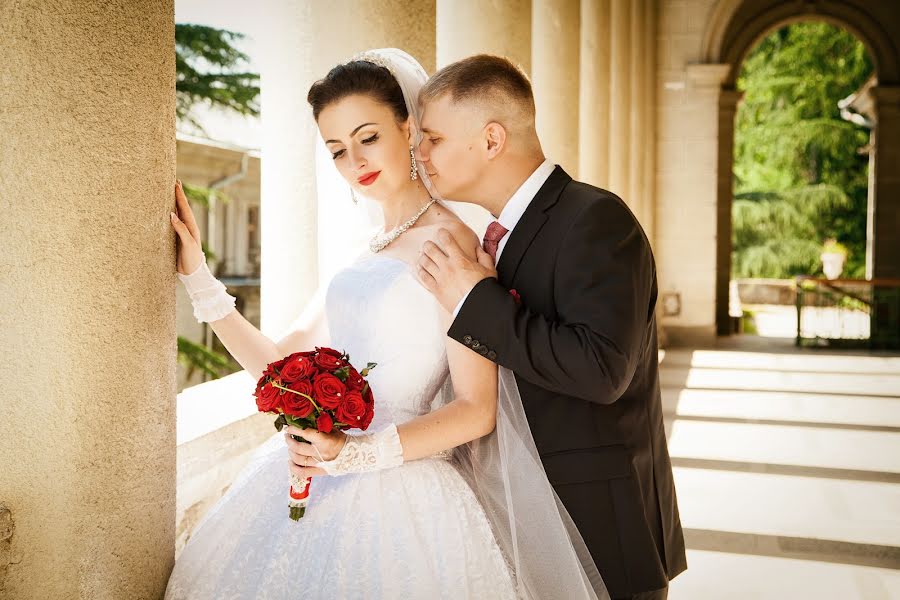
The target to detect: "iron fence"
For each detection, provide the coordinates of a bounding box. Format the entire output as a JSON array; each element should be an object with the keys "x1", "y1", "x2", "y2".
[{"x1": 795, "y1": 276, "x2": 900, "y2": 350}]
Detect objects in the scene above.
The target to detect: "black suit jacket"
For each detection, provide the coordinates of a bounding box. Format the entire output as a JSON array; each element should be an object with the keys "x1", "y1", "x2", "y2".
[{"x1": 448, "y1": 166, "x2": 687, "y2": 597}]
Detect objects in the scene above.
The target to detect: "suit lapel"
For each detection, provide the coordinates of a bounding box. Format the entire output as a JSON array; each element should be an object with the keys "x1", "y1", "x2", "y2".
[{"x1": 496, "y1": 166, "x2": 572, "y2": 287}]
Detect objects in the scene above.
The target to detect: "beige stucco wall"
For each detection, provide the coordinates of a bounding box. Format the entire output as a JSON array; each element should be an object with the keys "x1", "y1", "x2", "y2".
[{"x1": 0, "y1": 1, "x2": 176, "y2": 597}]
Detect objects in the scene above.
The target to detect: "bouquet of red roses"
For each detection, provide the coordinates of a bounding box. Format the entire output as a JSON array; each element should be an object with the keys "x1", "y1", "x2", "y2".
[{"x1": 254, "y1": 346, "x2": 376, "y2": 520}]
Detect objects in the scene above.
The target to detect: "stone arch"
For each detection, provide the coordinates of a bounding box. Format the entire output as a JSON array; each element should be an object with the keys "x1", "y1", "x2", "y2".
[
  {"x1": 703, "y1": 0, "x2": 900, "y2": 334},
  {"x1": 703, "y1": 0, "x2": 899, "y2": 85}
]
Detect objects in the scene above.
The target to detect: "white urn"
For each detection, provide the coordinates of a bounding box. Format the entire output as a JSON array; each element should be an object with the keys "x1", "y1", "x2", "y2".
[{"x1": 821, "y1": 252, "x2": 845, "y2": 280}]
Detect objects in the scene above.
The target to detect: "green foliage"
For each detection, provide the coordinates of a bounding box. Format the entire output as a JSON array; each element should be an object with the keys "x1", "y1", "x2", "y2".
[
  {"x1": 180, "y1": 181, "x2": 231, "y2": 208},
  {"x1": 175, "y1": 23, "x2": 260, "y2": 132},
  {"x1": 732, "y1": 185, "x2": 853, "y2": 278},
  {"x1": 733, "y1": 22, "x2": 873, "y2": 279},
  {"x1": 822, "y1": 238, "x2": 849, "y2": 256},
  {"x1": 177, "y1": 335, "x2": 234, "y2": 381}
]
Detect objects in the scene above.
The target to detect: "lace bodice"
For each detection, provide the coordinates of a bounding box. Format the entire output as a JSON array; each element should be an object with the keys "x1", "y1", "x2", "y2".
[{"x1": 325, "y1": 253, "x2": 450, "y2": 431}]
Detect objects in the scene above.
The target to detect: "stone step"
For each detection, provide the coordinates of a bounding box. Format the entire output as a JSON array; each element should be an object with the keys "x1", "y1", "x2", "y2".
[
  {"x1": 674, "y1": 467, "x2": 900, "y2": 552},
  {"x1": 661, "y1": 348, "x2": 900, "y2": 374},
  {"x1": 668, "y1": 550, "x2": 900, "y2": 600},
  {"x1": 667, "y1": 420, "x2": 900, "y2": 479},
  {"x1": 659, "y1": 365, "x2": 900, "y2": 397},
  {"x1": 661, "y1": 388, "x2": 900, "y2": 430}
]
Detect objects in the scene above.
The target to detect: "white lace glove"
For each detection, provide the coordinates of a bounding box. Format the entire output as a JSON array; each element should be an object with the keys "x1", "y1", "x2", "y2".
[
  {"x1": 176, "y1": 255, "x2": 237, "y2": 323},
  {"x1": 317, "y1": 423, "x2": 404, "y2": 476}
]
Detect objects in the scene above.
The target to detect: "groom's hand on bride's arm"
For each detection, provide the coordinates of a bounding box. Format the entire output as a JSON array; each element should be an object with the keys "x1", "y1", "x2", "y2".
[{"x1": 417, "y1": 226, "x2": 497, "y2": 313}]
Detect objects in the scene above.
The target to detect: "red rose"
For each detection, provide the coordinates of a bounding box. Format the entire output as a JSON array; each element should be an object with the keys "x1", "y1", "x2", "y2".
[
  {"x1": 314, "y1": 351, "x2": 343, "y2": 371},
  {"x1": 258, "y1": 371, "x2": 280, "y2": 395},
  {"x1": 261, "y1": 357, "x2": 287, "y2": 382},
  {"x1": 256, "y1": 382, "x2": 281, "y2": 413},
  {"x1": 360, "y1": 404, "x2": 374, "y2": 431},
  {"x1": 282, "y1": 380, "x2": 314, "y2": 418},
  {"x1": 280, "y1": 355, "x2": 316, "y2": 382},
  {"x1": 316, "y1": 412, "x2": 334, "y2": 434},
  {"x1": 345, "y1": 367, "x2": 365, "y2": 391},
  {"x1": 509, "y1": 288, "x2": 521, "y2": 304},
  {"x1": 316, "y1": 347, "x2": 343, "y2": 358},
  {"x1": 336, "y1": 390, "x2": 367, "y2": 425},
  {"x1": 362, "y1": 385, "x2": 374, "y2": 405},
  {"x1": 313, "y1": 373, "x2": 346, "y2": 410}
]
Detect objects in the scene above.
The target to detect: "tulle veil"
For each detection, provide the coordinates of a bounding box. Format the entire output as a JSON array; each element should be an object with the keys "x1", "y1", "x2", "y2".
[{"x1": 312, "y1": 48, "x2": 610, "y2": 600}]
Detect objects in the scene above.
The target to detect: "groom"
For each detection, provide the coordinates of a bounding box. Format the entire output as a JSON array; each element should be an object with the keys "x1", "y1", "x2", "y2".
[{"x1": 415, "y1": 55, "x2": 686, "y2": 600}]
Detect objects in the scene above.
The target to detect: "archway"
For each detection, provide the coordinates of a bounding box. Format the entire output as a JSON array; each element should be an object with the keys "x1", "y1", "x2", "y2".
[
  {"x1": 729, "y1": 22, "x2": 873, "y2": 339},
  {"x1": 703, "y1": 0, "x2": 900, "y2": 336}
]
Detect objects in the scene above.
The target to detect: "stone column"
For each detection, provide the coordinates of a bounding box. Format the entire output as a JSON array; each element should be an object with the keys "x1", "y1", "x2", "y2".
[
  {"x1": 715, "y1": 87, "x2": 743, "y2": 336},
  {"x1": 579, "y1": 0, "x2": 612, "y2": 188},
  {"x1": 607, "y1": 0, "x2": 632, "y2": 197},
  {"x1": 642, "y1": 0, "x2": 659, "y2": 244},
  {"x1": 257, "y1": 0, "x2": 435, "y2": 339},
  {"x1": 436, "y1": 0, "x2": 531, "y2": 72},
  {"x1": 580, "y1": 0, "x2": 657, "y2": 240},
  {"x1": 0, "y1": 1, "x2": 176, "y2": 598},
  {"x1": 869, "y1": 85, "x2": 900, "y2": 347},
  {"x1": 532, "y1": 0, "x2": 581, "y2": 176},
  {"x1": 629, "y1": 0, "x2": 658, "y2": 239},
  {"x1": 871, "y1": 86, "x2": 900, "y2": 279}
]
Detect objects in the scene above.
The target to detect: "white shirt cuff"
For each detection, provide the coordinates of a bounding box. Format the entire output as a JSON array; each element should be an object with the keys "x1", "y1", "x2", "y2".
[{"x1": 451, "y1": 289, "x2": 472, "y2": 319}]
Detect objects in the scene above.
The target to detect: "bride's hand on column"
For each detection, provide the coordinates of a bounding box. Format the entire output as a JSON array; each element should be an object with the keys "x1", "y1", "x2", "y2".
[
  {"x1": 284, "y1": 425, "x2": 348, "y2": 480},
  {"x1": 170, "y1": 180, "x2": 204, "y2": 276}
]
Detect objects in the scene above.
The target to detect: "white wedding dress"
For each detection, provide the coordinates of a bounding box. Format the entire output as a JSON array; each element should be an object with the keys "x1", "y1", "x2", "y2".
[{"x1": 165, "y1": 252, "x2": 518, "y2": 599}]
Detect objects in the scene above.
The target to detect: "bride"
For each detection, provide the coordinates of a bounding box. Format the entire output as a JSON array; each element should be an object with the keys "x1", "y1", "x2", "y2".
[{"x1": 165, "y1": 48, "x2": 609, "y2": 600}]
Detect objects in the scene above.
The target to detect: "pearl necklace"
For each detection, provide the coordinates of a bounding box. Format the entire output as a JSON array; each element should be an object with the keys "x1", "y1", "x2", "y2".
[{"x1": 369, "y1": 198, "x2": 437, "y2": 253}]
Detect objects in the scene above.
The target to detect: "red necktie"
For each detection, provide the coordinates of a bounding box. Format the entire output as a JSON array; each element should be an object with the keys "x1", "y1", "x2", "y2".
[{"x1": 482, "y1": 221, "x2": 509, "y2": 261}]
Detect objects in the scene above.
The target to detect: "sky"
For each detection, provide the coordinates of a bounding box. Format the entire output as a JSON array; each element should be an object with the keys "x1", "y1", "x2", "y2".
[{"x1": 175, "y1": 0, "x2": 262, "y2": 149}]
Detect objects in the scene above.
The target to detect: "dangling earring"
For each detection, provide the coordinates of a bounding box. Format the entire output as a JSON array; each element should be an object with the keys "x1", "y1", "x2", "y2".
[
  {"x1": 409, "y1": 146, "x2": 418, "y2": 181},
  {"x1": 351, "y1": 188, "x2": 358, "y2": 204}
]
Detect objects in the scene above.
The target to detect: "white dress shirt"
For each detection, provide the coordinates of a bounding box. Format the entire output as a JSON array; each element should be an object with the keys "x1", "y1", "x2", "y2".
[{"x1": 451, "y1": 159, "x2": 556, "y2": 318}]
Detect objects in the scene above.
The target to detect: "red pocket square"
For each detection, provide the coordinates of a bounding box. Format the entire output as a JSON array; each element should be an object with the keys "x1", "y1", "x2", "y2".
[{"x1": 509, "y1": 288, "x2": 521, "y2": 304}]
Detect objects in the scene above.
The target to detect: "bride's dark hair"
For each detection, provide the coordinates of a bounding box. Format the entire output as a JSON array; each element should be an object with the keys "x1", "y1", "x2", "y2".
[{"x1": 307, "y1": 60, "x2": 408, "y2": 123}]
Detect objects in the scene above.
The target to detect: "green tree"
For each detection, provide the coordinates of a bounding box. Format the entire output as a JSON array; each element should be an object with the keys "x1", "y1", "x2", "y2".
[
  {"x1": 175, "y1": 24, "x2": 257, "y2": 384},
  {"x1": 733, "y1": 22, "x2": 873, "y2": 278},
  {"x1": 176, "y1": 23, "x2": 260, "y2": 134}
]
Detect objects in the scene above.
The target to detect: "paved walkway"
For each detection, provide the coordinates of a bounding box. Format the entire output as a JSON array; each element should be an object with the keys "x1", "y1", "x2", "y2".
[{"x1": 662, "y1": 339, "x2": 900, "y2": 599}]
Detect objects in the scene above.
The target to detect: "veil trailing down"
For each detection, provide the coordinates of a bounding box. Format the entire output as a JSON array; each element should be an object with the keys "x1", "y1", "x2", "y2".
[{"x1": 315, "y1": 48, "x2": 610, "y2": 600}]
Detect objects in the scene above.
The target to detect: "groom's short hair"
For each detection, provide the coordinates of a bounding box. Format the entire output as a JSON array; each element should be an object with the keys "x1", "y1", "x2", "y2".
[{"x1": 420, "y1": 54, "x2": 535, "y2": 119}]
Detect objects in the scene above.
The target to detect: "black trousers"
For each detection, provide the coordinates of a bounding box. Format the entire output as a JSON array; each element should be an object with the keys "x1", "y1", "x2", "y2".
[{"x1": 614, "y1": 586, "x2": 668, "y2": 600}]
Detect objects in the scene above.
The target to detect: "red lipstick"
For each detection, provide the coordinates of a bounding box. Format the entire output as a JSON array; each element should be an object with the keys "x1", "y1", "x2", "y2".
[{"x1": 357, "y1": 171, "x2": 381, "y2": 186}]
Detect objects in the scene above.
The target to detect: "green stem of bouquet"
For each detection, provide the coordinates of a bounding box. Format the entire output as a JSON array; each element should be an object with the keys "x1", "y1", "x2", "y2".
[{"x1": 270, "y1": 381, "x2": 322, "y2": 412}]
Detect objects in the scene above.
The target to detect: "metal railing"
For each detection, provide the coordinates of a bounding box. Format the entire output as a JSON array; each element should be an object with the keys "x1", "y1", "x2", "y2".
[{"x1": 795, "y1": 276, "x2": 900, "y2": 349}]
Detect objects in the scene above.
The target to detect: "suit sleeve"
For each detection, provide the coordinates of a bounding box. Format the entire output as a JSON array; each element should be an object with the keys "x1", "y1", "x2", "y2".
[{"x1": 447, "y1": 198, "x2": 655, "y2": 404}]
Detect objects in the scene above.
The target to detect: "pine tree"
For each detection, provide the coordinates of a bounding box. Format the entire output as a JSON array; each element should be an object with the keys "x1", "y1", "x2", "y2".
[{"x1": 175, "y1": 23, "x2": 260, "y2": 133}]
